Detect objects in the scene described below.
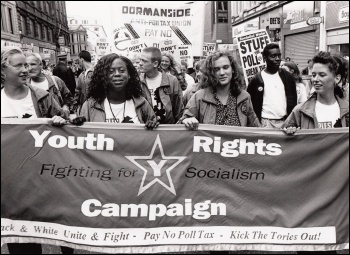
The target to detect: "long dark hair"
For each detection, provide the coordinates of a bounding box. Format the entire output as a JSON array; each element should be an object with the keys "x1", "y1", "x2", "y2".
[
  {"x1": 202, "y1": 51, "x2": 244, "y2": 96},
  {"x1": 88, "y1": 53, "x2": 142, "y2": 103},
  {"x1": 283, "y1": 61, "x2": 303, "y2": 83},
  {"x1": 312, "y1": 51, "x2": 346, "y2": 98}
]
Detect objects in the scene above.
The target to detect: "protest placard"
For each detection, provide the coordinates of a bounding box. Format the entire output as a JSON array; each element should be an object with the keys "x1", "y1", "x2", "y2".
[{"x1": 237, "y1": 29, "x2": 271, "y2": 86}]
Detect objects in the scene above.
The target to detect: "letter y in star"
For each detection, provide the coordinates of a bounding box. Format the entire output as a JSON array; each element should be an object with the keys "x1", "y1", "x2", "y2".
[{"x1": 126, "y1": 135, "x2": 186, "y2": 196}]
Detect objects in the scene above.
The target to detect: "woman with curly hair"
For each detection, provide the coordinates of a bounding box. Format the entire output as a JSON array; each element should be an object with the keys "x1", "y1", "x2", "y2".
[
  {"x1": 74, "y1": 53, "x2": 158, "y2": 129},
  {"x1": 283, "y1": 51, "x2": 349, "y2": 134},
  {"x1": 160, "y1": 52, "x2": 187, "y2": 91},
  {"x1": 179, "y1": 51, "x2": 260, "y2": 130}
]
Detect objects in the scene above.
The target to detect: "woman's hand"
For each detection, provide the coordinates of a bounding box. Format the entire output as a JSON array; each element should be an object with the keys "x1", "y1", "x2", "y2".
[
  {"x1": 51, "y1": 115, "x2": 67, "y2": 126},
  {"x1": 282, "y1": 126, "x2": 300, "y2": 135},
  {"x1": 182, "y1": 117, "x2": 199, "y2": 131}
]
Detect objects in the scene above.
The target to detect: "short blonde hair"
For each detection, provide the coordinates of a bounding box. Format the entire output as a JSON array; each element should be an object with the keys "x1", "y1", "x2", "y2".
[{"x1": 1, "y1": 46, "x2": 24, "y2": 84}]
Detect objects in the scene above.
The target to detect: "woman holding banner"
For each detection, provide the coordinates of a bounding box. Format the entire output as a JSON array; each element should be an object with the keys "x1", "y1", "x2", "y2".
[
  {"x1": 283, "y1": 51, "x2": 349, "y2": 134},
  {"x1": 1, "y1": 47, "x2": 66, "y2": 124},
  {"x1": 160, "y1": 52, "x2": 188, "y2": 91},
  {"x1": 179, "y1": 51, "x2": 260, "y2": 130},
  {"x1": 72, "y1": 53, "x2": 158, "y2": 129},
  {"x1": 1, "y1": 47, "x2": 67, "y2": 254}
]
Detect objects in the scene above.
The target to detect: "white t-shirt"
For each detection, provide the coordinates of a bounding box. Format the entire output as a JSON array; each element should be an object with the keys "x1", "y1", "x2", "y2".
[
  {"x1": 315, "y1": 101, "x2": 340, "y2": 129},
  {"x1": 1, "y1": 89, "x2": 38, "y2": 119},
  {"x1": 103, "y1": 99, "x2": 140, "y2": 124},
  {"x1": 261, "y1": 71, "x2": 287, "y2": 119},
  {"x1": 31, "y1": 79, "x2": 49, "y2": 91},
  {"x1": 145, "y1": 72, "x2": 162, "y2": 107}
]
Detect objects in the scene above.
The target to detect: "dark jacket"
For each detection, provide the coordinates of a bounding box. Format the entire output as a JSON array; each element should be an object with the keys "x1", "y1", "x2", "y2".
[
  {"x1": 247, "y1": 68, "x2": 297, "y2": 122},
  {"x1": 283, "y1": 94, "x2": 349, "y2": 129},
  {"x1": 53, "y1": 63, "x2": 76, "y2": 95},
  {"x1": 140, "y1": 71, "x2": 184, "y2": 124}
]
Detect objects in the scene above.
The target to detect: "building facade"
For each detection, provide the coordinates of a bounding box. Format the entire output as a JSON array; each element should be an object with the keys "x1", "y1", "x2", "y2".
[
  {"x1": 1, "y1": 1, "x2": 21, "y2": 48},
  {"x1": 68, "y1": 17, "x2": 111, "y2": 64},
  {"x1": 203, "y1": 1, "x2": 233, "y2": 54},
  {"x1": 10, "y1": 1, "x2": 70, "y2": 65},
  {"x1": 69, "y1": 25, "x2": 88, "y2": 61},
  {"x1": 231, "y1": 1, "x2": 326, "y2": 71},
  {"x1": 325, "y1": 1, "x2": 349, "y2": 57}
]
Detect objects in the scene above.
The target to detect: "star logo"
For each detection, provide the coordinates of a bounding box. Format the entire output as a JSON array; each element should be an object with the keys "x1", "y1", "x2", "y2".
[{"x1": 126, "y1": 135, "x2": 186, "y2": 196}]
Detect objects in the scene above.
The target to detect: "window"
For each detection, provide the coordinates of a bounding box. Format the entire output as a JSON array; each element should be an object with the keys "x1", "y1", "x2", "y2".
[
  {"x1": 37, "y1": 23, "x2": 42, "y2": 39},
  {"x1": 217, "y1": 1, "x2": 228, "y2": 11},
  {"x1": 38, "y1": 1, "x2": 42, "y2": 10},
  {"x1": 49, "y1": 28, "x2": 53, "y2": 42},
  {"x1": 216, "y1": 1, "x2": 228, "y2": 23},
  {"x1": 29, "y1": 19, "x2": 34, "y2": 36},
  {"x1": 1, "y1": 4, "x2": 7, "y2": 32},
  {"x1": 43, "y1": 1, "x2": 46, "y2": 13},
  {"x1": 20, "y1": 15, "x2": 26, "y2": 35},
  {"x1": 8, "y1": 7, "x2": 14, "y2": 34},
  {"x1": 43, "y1": 25, "x2": 47, "y2": 40}
]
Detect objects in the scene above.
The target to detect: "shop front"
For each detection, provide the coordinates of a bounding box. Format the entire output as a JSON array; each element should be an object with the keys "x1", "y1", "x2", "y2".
[
  {"x1": 259, "y1": 7, "x2": 283, "y2": 49},
  {"x1": 281, "y1": 1, "x2": 320, "y2": 71},
  {"x1": 1, "y1": 40, "x2": 22, "y2": 48},
  {"x1": 326, "y1": 2, "x2": 349, "y2": 57}
]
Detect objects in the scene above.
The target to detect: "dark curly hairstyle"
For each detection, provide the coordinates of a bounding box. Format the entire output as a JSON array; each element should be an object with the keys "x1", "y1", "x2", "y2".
[
  {"x1": 312, "y1": 51, "x2": 347, "y2": 98},
  {"x1": 202, "y1": 51, "x2": 244, "y2": 96},
  {"x1": 88, "y1": 53, "x2": 142, "y2": 103}
]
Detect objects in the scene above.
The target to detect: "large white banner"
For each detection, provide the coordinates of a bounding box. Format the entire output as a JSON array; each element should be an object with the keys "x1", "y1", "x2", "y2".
[{"x1": 111, "y1": 1, "x2": 205, "y2": 62}]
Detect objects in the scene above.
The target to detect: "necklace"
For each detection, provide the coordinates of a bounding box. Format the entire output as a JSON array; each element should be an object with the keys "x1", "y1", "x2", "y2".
[{"x1": 107, "y1": 98, "x2": 126, "y2": 122}]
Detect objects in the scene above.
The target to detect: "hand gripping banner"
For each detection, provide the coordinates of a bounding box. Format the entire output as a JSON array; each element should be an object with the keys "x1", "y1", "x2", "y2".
[{"x1": 1, "y1": 119, "x2": 349, "y2": 253}]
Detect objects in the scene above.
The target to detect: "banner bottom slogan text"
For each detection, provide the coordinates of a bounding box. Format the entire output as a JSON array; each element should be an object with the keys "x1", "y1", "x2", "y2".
[{"x1": 1, "y1": 219, "x2": 336, "y2": 246}]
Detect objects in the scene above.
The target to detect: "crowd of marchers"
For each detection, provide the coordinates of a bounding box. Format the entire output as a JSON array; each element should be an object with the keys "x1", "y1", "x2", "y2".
[{"x1": 1, "y1": 43, "x2": 349, "y2": 254}]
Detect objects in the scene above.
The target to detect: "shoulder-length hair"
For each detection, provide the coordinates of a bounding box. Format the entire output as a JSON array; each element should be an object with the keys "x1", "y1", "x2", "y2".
[
  {"x1": 202, "y1": 51, "x2": 244, "y2": 96},
  {"x1": 88, "y1": 53, "x2": 142, "y2": 103},
  {"x1": 161, "y1": 52, "x2": 181, "y2": 74}
]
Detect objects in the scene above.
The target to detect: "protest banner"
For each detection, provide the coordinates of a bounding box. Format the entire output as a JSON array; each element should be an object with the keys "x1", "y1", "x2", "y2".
[
  {"x1": 111, "y1": 2, "x2": 205, "y2": 63},
  {"x1": 1, "y1": 119, "x2": 349, "y2": 253},
  {"x1": 237, "y1": 29, "x2": 271, "y2": 86}
]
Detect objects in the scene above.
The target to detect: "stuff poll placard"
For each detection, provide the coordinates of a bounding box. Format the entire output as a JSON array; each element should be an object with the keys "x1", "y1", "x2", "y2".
[
  {"x1": 237, "y1": 29, "x2": 271, "y2": 86},
  {"x1": 111, "y1": 1, "x2": 205, "y2": 63},
  {"x1": 1, "y1": 119, "x2": 349, "y2": 253}
]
